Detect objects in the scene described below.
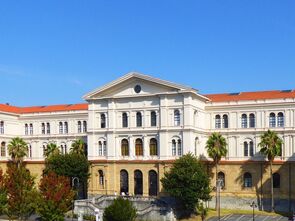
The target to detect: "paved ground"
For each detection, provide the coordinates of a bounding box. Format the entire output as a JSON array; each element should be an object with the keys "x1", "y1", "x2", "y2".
[{"x1": 207, "y1": 214, "x2": 289, "y2": 221}]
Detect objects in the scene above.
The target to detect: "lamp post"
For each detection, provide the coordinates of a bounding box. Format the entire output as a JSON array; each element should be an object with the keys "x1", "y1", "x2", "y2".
[
  {"x1": 72, "y1": 177, "x2": 80, "y2": 221},
  {"x1": 217, "y1": 178, "x2": 224, "y2": 221},
  {"x1": 250, "y1": 201, "x2": 257, "y2": 221}
]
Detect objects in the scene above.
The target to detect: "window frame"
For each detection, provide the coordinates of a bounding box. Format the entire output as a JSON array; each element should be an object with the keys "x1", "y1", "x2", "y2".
[
  {"x1": 174, "y1": 110, "x2": 180, "y2": 126},
  {"x1": 243, "y1": 172, "x2": 252, "y2": 188}
]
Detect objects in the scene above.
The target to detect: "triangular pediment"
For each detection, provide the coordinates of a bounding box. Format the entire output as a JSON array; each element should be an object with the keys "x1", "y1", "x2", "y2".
[{"x1": 83, "y1": 72, "x2": 199, "y2": 100}]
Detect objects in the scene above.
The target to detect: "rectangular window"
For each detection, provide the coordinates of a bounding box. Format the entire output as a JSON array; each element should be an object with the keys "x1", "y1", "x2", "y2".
[
  {"x1": 41, "y1": 123, "x2": 45, "y2": 134},
  {"x1": 46, "y1": 123, "x2": 50, "y2": 134},
  {"x1": 151, "y1": 111, "x2": 157, "y2": 127},
  {"x1": 0, "y1": 121, "x2": 4, "y2": 134},
  {"x1": 29, "y1": 124, "x2": 33, "y2": 135},
  {"x1": 25, "y1": 124, "x2": 28, "y2": 135},
  {"x1": 83, "y1": 121, "x2": 87, "y2": 132}
]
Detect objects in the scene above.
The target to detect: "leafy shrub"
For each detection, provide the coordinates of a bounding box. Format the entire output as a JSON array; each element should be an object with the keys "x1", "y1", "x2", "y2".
[{"x1": 103, "y1": 197, "x2": 137, "y2": 221}]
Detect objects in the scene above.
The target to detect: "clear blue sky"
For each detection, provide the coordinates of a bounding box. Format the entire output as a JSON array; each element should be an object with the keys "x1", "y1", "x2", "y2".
[{"x1": 0, "y1": 1, "x2": 294, "y2": 106}]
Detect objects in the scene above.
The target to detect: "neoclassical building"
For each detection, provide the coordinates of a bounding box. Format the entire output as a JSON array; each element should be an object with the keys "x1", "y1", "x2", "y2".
[{"x1": 0, "y1": 72, "x2": 294, "y2": 210}]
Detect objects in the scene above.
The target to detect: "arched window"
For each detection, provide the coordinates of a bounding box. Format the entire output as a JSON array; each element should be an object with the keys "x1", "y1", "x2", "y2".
[
  {"x1": 269, "y1": 113, "x2": 276, "y2": 127},
  {"x1": 98, "y1": 141, "x2": 103, "y2": 156},
  {"x1": 249, "y1": 141, "x2": 254, "y2": 157},
  {"x1": 28, "y1": 144, "x2": 32, "y2": 158},
  {"x1": 241, "y1": 114, "x2": 248, "y2": 128},
  {"x1": 78, "y1": 121, "x2": 82, "y2": 133},
  {"x1": 194, "y1": 137, "x2": 199, "y2": 156},
  {"x1": 120, "y1": 170, "x2": 129, "y2": 194},
  {"x1": 149, "y1": 138, "x2": 157, "y2": 156},
  {"x1": 249, "y1": 114, "x2": 255, "y2": 128},
  {"x1": 134, "y1": 170, "x2": 143, "y2": 195},
  {"x1": 135, "y1": 138, "x2": 143, "y2": 156},
  {"x1": 273, "y1": 173, "x2": 280, "y2": 188},
  {"x1": 46, "y1": 123, "x2": 50, "y2": 134},
  {"x1": 172, "y1": 139, "x2": 176, "y2": 156},
  {"x1": 98, "y1": 170, "x2": 104, "y2": 186},
  {"x1": 174, "y1": 110, "x2": 180, "y2": 126},
  {"x1": 59, "y1": 122, "x2": 63, "y2": 134},
  {"x1": 41, "y1": 123, "x2": 45, "y2": 134},
  {"x1": 42, "y1": 143, "x2": 47, "y2": 156},
  {"x1": 29, "y1": 123, "x2": 33, "y2": 135},
  {"x1": 215, "y1": 115, "x2": 221, "y2": 129},
  {"x1": 25, "y1": 124, "x2": 28, "y2": 135},
  {"x1": 122, "y1": 113, "x2": 128, "y2": 128},
  {"x1": 194, "y1": 111, "x2": 198, "y2": 127},
  {"x1": 0, "y1": 121, "x2": 4, "y2": 134},
  {"x1": 103, "y1": 140, "x2": 107, "y2": 156},
  {"x1": 1, "y1": 142, "x2": 6, "y2": 157},
  {"x1": 64, "y1": 122, "x2": 68, "y2": 134},
  {"x1": 151, "y1": 111, "x2": 157, "y2": 127},
  {"x1": 60, "y1": 143, "x2": 67, "y2": 154},
  {"x1": 278, "y1": 143, "x2": 282, "y2": 157},
  {"x1": 277, "y1": 112, "x2": 284, "y2": 127},
  {"x1": 121, "y1": 139, "x2": 129, "y2": 156},
  {"x1": 177, "y1": 139, "x2": 182, "y2": 156},
  {"x1": 244, "y1": 172, "x2": 252, "y2": 187},
  {"x1": 222, "y1": 114, "x2": 228, "y2": 128},
  {"x1": 136, "y1": 112, "x2": 142, "y2": 127},
  {"x1": 83, "y1": 121, "x2": 87, "y2": 132},
  {"x1": 244, "y1": 141, "x2": 248, "y2": 157},
  {"x1": 218, "y1": 172, "x2": 225, "y2": 189},
  {"x1": 148, "y1": 170, "x2": 158, "y2": 196},
  {"x1": 101, "y1": 114, "x2": 106, "y2": 128},
  {"x1": 98, "y1": 140, "x2": 107, "y2": 156}
]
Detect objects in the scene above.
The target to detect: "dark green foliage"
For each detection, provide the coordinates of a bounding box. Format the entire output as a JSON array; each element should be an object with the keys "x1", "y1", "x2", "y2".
[
  {"x1": 0, "y1": 170, "x2": 7, "y2": 215},
  {"x1": 45, "y1": 152, "x2": 90, "y2": 184},
  {"x1": 103, "y1": 197, "x2": 137, "y2": 221},
  {"x1": 161, "y1": 153, "x2": 211, "y2": 214}
]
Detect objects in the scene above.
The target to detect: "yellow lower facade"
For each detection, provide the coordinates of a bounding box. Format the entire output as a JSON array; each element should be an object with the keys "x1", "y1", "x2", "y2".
[{"x1": 1, "y1": 160, "x2": 294, "y2": 201}]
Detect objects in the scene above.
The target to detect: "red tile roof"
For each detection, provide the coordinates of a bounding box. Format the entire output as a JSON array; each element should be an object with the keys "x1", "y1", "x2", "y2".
[
  {"x1": 204, "y1": 90, "x2": 295, "y2": 102},
  {"x1": 1, "y1": 90, "x2": 294, "y2": 113},
  {"x1": 0, "y1": 103, "x2": 88, "y2": 114}
]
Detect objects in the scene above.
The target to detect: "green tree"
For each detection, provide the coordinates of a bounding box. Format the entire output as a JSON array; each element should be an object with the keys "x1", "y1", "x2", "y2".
[
  {"x1": 45, "y1": 152, "x2": 90, "y2": 198},
  {"x1": 8, "y1": 137, "x2": 28, "y2": 166},
  {"x1": 103, "y1": 197, "x2": 137, "y2": 221},
  {"x1": 45, "y1": 142, "x2": 60, "y2": 158},
  {"x1": 161, "y1": 153, "x2": 211, "y2": 216},
  {"x1": 197, "y1": 202, "x2": 208, "y2": 221},
  {"x1": 258, "y1": 129, "x2": 283, "y2": 212},
  {"x1": 0, "y1": 169, "x2": 7, "y2": 215},
  {"x1": 205, "y1": 132, "x2": 227, "y2": 210},
  {"x1": 36, "y1": 171, "x2": 75, "y2": 221},
  {"x1": 70, "y1": 139, "x2": 86, "y2": 155},
  {"x1": 3, "y1": 163, "x2": 37, "y2": 220}
]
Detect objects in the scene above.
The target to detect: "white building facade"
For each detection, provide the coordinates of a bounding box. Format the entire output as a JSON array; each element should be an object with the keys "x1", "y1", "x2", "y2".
[{"x1": 0, "y1": 72, "x2": 294, "y2": 211}]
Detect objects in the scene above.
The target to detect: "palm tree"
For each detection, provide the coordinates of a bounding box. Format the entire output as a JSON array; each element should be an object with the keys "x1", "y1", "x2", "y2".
[
  {"x1": 8, "y1": 137, "x2": 28, "y2": 166},
  {"x1": 258, "y1": 130, "x2": 283, "y2": 212},
  {"x1": 205, "y1": 132, "x2": 227, "y2": 210},
  {"x1": 45, "y1": 143, "x2": 60, "y2": 158},
  {"x1": 70, "y1": 139, "x2": 86, "y2": 155}
]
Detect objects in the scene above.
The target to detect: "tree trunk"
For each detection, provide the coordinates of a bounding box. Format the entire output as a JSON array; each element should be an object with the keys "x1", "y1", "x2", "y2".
[
  {"x1": 215, "y1": 163, "x2": 218, "y2": 211},
  {"x1": 270, "y1": 161, "x2": 274, "y2": 212}
]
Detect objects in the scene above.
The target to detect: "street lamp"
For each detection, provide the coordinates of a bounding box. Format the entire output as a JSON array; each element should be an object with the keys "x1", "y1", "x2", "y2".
[
  {"x1": 250, "y1": 201, "x2": 257, "y2": 221},
  {"x1": 72, "y1": 177, "x2": 80, "y2": 221},
  {"x1": 217, "y1": 178, "x2": 224, "y2": 221}
]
